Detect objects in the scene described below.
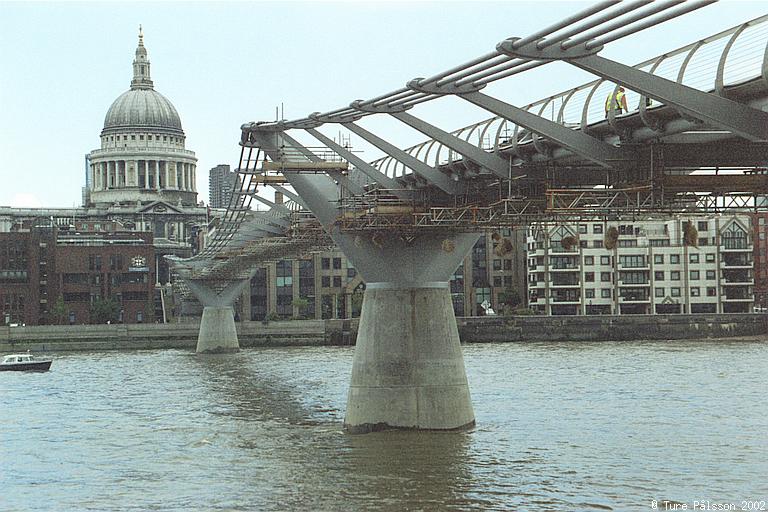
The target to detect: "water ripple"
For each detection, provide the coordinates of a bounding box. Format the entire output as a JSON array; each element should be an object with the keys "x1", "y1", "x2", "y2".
[{"x1": 1, "y1": 342, "x2": 767, "y2": 511}]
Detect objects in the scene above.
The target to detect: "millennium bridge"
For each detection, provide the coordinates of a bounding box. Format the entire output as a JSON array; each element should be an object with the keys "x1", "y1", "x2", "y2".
[{"x1": 170, "y1": 1, "x2": 768, "y2": 433}]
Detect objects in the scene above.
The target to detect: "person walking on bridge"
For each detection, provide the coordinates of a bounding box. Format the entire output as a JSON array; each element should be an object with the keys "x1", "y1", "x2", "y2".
[{"x1": 605, "y1": 86, "x2": 628, "y2": 117}]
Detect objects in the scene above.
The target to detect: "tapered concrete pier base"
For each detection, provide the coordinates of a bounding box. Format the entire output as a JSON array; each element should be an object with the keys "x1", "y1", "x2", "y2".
[
  {"x1": 197, "y1": 306, "x2": 240, "y2": 353},
  {"x1": 344, "y1": 284, "x2": 475, "y2": 433}
]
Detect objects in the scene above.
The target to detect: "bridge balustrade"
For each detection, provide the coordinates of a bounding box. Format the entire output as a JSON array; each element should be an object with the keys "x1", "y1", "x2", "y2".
[{"x1": 366, "y1": 16, "x2": 768, "y2": 182}]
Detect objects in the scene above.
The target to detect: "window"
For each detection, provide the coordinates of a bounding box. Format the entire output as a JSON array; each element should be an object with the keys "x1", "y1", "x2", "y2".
[
  {"x1": 88, "y1": 255, "x2": 102, "y2": 271},
  {"x1": 706, "y1": 270, "x2": 716, "y2": 280},
  {"x1": 593, "y1": 240, "x2": 603, "y2": 248},
  {"x1": 620, "y1": 271, "x2": 647, "y2": 284},
  {"x1": 690, "y1": 270, "x2": 700, "y2": 280},
  {"x1": 584, "y1": 256, "x2": 594, "y2": 265},
  {"x1": 671, "y1": 271, "x2": 680, "y2": 281},
  {"x1": 276, "y1": 260, "x2": 292, "y2": 287},
  {"x1": 690, "y1": 254, "x2": 699, "y2": 264},
  {"x1": 321, "y1": 258, "x2": 330, "y2": 270},
  {"x1": 619, "y1": 255, "x2": 645, "y2": 268},
  {"x1": 333, "y1": 257, "x2": 342, "y2": 270},
  {"x1": 585, "y1": 289, "x2": 595, "y2": 298},
  {"x1": 493, "y1": 259, "x2": 502, "y2": 271},
  {"x1": 671, "y1": 287, "x2": 681, "y2": 297},
  {"x1": 691, "y1": 287, "x2": 700, "y2": 297},
  {"x1": 655, "y1": 271, "x2": 664, "y2": 281},
  {"x1": 670, "y1": 254, "x2": 680, "y2": 264},
  {"x1": 706, "y1": 287, "x2": 716, "y2": 297},
  {"x1": 593, "y1": 224, "x2": 603, "y2": 234},
  {"x1": 698, "y1": 238, "x2": 708, "y2": 246},
  {"x1": 706, "y1": 253, "x2": 715, "y2": 263},
  {"x1": 110, "y1": 255, "x2": 123, "y2": 271},
  {"x1": 321, "y1": 276, "x2": 330, "y2": 287},
  {"x1": 600, "y1": 256, "x2": 610, "y2": 265},
  {"x1": 584, "y1": 272, "x2": 595, "y2": 282},
  {"x1": 580, "y1": 240, "x2": 588, "y2": 248},
  {"x1": 722, "y1": 222, "x2": 748, "y2": 249},
  {"x1": 578, "y1": 224, "x2": 587, "y2": 234},
  {"x1": 698, "y1": 221, "x2": 708, "y2": 231},
  {"x1": 139, "y1": 135, "x2": 144, "y2": 140},
  {"x1": 654, "y1": 254, "x2": 664, "y2": 264},
  {"x1": 131, "y1": 135, "x2": 136, "y2": 140},
  {"x1": 347, "y1": 268, "x2": 357, "y2": 278},
  {"x1": 493, "y1": 276, "x2": 502, "y2": 287},
  {"x1": 600, "y1": 272, "x2": 611, "y2": 282},
  {"x1": 655, "y1": 288, "x2": 664, "y2": 298},
  {"x1": 618, "y1": 224, "x2": 634, "y2": 235},
  {"x1": 601, "y1": 289, "x2": 611, "y2": 298},
  {"x1": 503, "y1": 259, "x2": 512, "y2": 271},
  {"x1": 333, "y1": 276, "x2": 342, "y2": 288},
  {"x1": 62, "y1": 273, "x2": 88, "y2": 284}
]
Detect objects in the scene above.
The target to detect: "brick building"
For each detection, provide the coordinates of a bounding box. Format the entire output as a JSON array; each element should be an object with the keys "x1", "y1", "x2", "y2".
[
  {"x1": 56, "y1": 230, "x2": 155, "y2": 324},
  {"x1": 0, "y1": 224, "x2": 156, "y2": 325},
  {"x1": 0, "y1": 226, "x2": 57, "y2": 325}
]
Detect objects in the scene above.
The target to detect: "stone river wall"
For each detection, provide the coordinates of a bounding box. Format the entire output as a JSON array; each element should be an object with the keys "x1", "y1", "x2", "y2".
[{"x1": 0, "y1": 314, "x2": 764, "y2": 352}]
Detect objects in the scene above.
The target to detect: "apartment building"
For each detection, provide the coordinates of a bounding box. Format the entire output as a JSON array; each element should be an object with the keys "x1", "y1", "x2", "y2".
[{"x1": 527, "y1": 214, "x2": 754, "y2": 315}]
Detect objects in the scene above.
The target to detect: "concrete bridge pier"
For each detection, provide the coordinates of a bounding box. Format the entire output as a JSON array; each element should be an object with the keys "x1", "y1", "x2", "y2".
[
  {"x1": 346, "y1": 283, "x2": 474, "y2": 433},
  {"x1": 339, "y1": 233, "x2": 480, "y2": 434},
  {"x1": 185, "y1": 279, "x2": 250, "y2": 353}
]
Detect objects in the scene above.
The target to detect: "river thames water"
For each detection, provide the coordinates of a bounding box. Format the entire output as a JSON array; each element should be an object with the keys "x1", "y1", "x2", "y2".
[{"x1": 2, "y1": 340, "x2": 767, "y2": 512}]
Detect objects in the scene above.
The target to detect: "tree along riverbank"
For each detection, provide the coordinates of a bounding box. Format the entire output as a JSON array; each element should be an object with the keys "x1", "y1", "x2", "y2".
[{"x1": 1, "y1": 314, "x2": 765, "y2": 352}]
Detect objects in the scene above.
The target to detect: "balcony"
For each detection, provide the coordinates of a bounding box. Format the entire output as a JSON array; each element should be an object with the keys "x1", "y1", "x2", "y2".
[
  {"x1": 619, "y1": 291, "x2": 651, "y2": 303},
  {"x1": 550, "y1": 297, "x2": 581, "y2": 304},
  {"x1": 721, "y1": 275, "x2": 754, "y2": 286},
  {"x1": 550, "y1": 266, "x2": 580, "y2": 272},
  {"x1": 90, "y1": 147, "x2": 196, "y2": 158},
  {"x1": 550, "y1": 246, "x2": 580, "y2": 255},
  {"x1": 720, "y1": 241, "x2": 752, "y2": 252},
  {"x1": 723, "y1": 294, "x2": 753, "y2": 302},
  {"x1": 619, "y1": 280, "x2": 650, "y2": 287},
  {"x1": 550, "y1": 279, "x2": 580, "y2": 288},
  {"x1": 721, "y1": 259, "x2": 753, "y2": 269}
]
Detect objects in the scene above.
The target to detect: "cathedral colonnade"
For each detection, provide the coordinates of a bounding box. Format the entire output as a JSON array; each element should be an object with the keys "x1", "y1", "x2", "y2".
[{"x1": 90, "y1": 158, "x2": 196, "y2": 191}]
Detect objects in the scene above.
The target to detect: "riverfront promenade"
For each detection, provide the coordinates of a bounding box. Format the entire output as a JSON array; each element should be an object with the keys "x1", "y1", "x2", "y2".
[{"x1": 2, "y1": 313, "x2": 765, "y2": 352}]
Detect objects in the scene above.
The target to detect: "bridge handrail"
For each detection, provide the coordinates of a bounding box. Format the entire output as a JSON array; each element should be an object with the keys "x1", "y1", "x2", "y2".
[{"x1": 366, "y1": 14, "x2": 768, "y2": 180}]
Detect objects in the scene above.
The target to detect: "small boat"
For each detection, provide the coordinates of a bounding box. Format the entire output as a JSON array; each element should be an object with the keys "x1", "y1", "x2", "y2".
[{"x1": 0, "y1": 353, "x2": 53, "y2": 372}]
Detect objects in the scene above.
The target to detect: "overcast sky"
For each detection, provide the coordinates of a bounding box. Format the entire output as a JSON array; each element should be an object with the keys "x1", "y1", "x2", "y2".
[{"x1": 0, "y1": 0, "x2": 765, "y2": 208}]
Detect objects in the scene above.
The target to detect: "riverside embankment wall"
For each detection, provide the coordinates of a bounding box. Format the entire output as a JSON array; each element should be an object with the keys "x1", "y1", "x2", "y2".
[
  {"x1": 1, "y1": 314, "x2": 764, "y2": 352},
  {"x1": 456, "y1": 313, "x2": 767, "y2": 342}
]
